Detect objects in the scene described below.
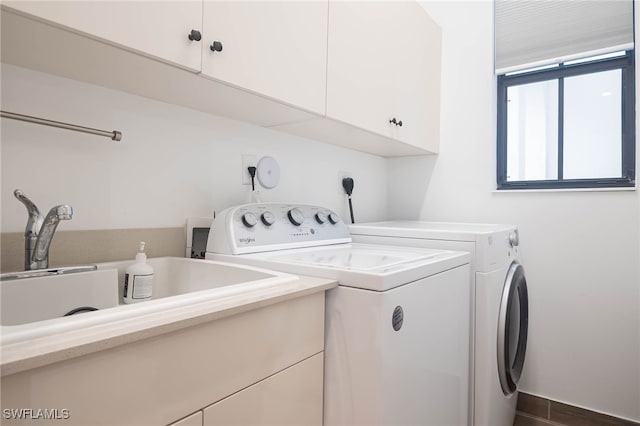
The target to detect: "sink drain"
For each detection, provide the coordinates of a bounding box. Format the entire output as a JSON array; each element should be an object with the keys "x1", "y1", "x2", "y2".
[{"x1": 63, "y1": 306, "x2": 98, "y2": 316}]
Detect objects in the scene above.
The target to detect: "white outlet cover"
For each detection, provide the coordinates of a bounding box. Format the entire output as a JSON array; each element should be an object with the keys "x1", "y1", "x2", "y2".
[{"x1": 257, "y1": 156, "x2": 280, "y2": 189}]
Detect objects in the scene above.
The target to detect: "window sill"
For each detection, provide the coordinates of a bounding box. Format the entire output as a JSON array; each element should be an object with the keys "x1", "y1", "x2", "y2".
[{"x1": 493, "y1": 186, "x2": 636, "y2": 193}]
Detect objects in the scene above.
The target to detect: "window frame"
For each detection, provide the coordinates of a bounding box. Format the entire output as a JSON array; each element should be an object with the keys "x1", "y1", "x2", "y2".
[{"x1": 496, "y1": 51, "x2": 636, "y2": 190}]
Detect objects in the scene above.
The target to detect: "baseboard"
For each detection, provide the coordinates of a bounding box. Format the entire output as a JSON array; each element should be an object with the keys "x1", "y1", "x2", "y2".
[{"x1": 515, "y1": 392, "x2": 639, "y2": 426}]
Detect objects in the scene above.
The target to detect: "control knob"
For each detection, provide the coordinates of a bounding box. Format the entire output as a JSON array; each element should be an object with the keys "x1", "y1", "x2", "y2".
[
  {"x1": 241, "y1": 212, "x2": 258, "y2": 228},
  {"x1": 328, "y1": 213, "x2": 340, "y2": 224},
  {"x1": 315, "y1": 212, "x2": 327, "y2": 224},
  {"x1": 287, "y1": 208, "x2": 305, "y2": 226},
  {"x1": 261, "y1": 211, "x2": 275, "y2": 226}
]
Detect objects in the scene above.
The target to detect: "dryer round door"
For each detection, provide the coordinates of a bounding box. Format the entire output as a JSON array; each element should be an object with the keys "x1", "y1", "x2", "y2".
[{"x1": 497, "y1": 261, "x2": 529, "y2": 396}]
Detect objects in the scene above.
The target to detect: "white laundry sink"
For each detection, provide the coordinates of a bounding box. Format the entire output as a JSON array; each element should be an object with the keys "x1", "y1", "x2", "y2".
[
  {"x1": 1, "y1": 268, "x2": 119, "y2": 326},
  {"x1": 97, "y1": 257, "x2": 283, "y2": 300},
  {"x1": 0, "y1": 257, "x2": 298, "y2": 346}
]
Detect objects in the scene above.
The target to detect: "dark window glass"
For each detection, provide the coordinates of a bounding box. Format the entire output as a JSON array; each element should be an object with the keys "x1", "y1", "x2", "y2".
[{"x1": 497, "y1": 51, "x2": 635, "y2": 189}]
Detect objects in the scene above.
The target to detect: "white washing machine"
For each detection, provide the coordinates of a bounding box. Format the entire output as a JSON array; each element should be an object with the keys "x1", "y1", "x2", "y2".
[
  {"x1": 348, "y1": 221, "x2": 529, "y2": 426},
  {"x1": 206, "y1": 204, "x2": 472, "y2": 426}
]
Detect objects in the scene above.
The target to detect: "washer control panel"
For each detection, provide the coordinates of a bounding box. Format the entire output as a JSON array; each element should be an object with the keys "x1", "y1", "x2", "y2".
[{"x1": 207, "y1": 203, "x2": 352, "y2": 254}]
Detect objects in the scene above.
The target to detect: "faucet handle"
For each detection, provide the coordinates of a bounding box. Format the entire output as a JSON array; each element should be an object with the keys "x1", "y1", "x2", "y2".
[
  {"x1": 14, "y1": 189, "x2": 40, "y2": 212},
  {"x1": 14, "y1": 189, "x2": 44, "y2": 236}
]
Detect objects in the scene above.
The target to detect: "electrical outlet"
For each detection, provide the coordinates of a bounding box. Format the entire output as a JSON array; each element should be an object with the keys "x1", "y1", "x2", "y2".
[{"x1": 242, "y1": 154, "x2": 258, "y2": 185}]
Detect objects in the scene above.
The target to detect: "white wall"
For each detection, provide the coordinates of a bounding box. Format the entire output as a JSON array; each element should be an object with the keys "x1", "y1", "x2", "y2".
[
  {"x1": 391, "y1": 1, "x2": 640, "y2": 421},
  {"x1": 1, "y1": 64, "x2": 387, "y2": 232}
]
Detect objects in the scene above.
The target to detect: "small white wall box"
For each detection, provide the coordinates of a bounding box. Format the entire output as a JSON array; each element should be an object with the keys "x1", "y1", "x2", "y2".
[
  {"x1": 256, "y1": 156, "x2": 280, "y2": 189},
  {"x1": 186, "y1": 217, "x2": 213, "y2": 259}
]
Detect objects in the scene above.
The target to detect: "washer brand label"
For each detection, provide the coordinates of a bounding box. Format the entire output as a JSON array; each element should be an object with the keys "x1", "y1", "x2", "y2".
[{"x1": 238, "y1": 237, "x2": 255, "y2": 244}]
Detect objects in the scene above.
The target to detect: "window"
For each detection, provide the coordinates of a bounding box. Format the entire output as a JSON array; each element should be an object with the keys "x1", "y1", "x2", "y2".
[
  {"x1": 497, "y1": 51, "x2": 635, "y2": 189},
  {"x1": 494, "y1": 0, "x2": 634, "y2": 190}
]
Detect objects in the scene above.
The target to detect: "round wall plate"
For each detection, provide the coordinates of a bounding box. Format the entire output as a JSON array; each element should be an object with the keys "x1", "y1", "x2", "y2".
[{"x1": 257, "y1": 156, "x2": 280, "y2": 189}]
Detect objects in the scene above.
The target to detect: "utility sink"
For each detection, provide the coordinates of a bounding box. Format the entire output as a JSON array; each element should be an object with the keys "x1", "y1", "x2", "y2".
[
  {"x1": 97, "y1": 257, "x2": 282, "y2": 300},
  {"x1": 1, "y1": 269, "x2": 119, "y2": 326},
  {"x1": 1, "y1": 257, "x2": 298, "y2": 346}
]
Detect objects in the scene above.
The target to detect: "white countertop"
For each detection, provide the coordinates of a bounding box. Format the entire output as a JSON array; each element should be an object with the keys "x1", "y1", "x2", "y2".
[{"x1": 1, "y1": 273, "x2": 336, "y2": 376}]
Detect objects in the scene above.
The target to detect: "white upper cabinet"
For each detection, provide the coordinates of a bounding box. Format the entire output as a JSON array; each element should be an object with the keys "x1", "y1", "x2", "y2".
[
  {"x1": 200, "y1": 1, "x2": 328, "y2": 115},
  {"x1": 326, "y1": 1, "x2": 441, "y2": 153},
  {"x1": 1, "y1": 0, "x2": 441, "y2": 156},
  {"x1": 2, "y1": 1, "x2": 203, "y2": 72}
]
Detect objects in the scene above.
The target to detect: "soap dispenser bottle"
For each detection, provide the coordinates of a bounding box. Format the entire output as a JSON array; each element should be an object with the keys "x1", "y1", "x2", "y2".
[{"x1": 123, "y1": 242, "x2": 154, "y2": 304}]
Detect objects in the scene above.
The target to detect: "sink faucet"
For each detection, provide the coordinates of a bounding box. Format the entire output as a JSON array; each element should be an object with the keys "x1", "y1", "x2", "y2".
[{"x1": 14, "y1": 189, "x2": 73, "y2": 270}]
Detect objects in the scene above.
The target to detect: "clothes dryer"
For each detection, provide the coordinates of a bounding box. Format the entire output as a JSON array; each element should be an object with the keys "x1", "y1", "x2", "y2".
[{"x1": 349, "y1": 221, "x2": 529, "y2": 426}]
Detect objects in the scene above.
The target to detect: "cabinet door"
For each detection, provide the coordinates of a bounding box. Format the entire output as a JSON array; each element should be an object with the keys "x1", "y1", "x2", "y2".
[
  {"x1": 200, "y1": 1, "x2": 328, "y2": 115},
  {"x1": 326, "y1": 1, "x2": 441, "y2": 152},
  {"x1": 203, "y1": 353, "x2": 323, "y2": 426},
  {"x1": 3, "y1": 1, "x2": 203, "y2": 72}
]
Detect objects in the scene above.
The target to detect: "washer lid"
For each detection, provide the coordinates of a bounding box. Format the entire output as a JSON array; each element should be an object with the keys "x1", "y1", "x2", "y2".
[
  {"x1": 268, "y1": 245, "x2": 437, "y2": 271},
  {"x1": 243, "y1": 243, "x2": 471, "y2": 291}
]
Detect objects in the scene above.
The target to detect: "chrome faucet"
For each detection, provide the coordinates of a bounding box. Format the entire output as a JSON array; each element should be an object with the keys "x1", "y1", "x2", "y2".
[{"x1": 14, "y1": 189, "x2": 73, "y2": 270}]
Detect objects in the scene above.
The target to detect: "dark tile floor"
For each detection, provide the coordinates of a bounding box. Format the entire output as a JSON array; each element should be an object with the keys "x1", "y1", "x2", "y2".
[
  {"x1": 514, "y1": 414, "x2": 556, "y2": 426},
  {"x1": 515, "y1": 393, "x2": 639, "y2": 426}
]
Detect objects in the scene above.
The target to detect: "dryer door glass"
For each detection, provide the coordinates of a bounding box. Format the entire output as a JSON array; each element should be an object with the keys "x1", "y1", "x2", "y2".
[{"x1": 497, "y1": 262, "x2": 529, "y2": 396}]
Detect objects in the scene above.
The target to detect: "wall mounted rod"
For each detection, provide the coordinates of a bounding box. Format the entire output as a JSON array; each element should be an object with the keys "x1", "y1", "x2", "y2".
[{"x1": 0, "y1": 110, "x2": 122, "y2": 141}]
